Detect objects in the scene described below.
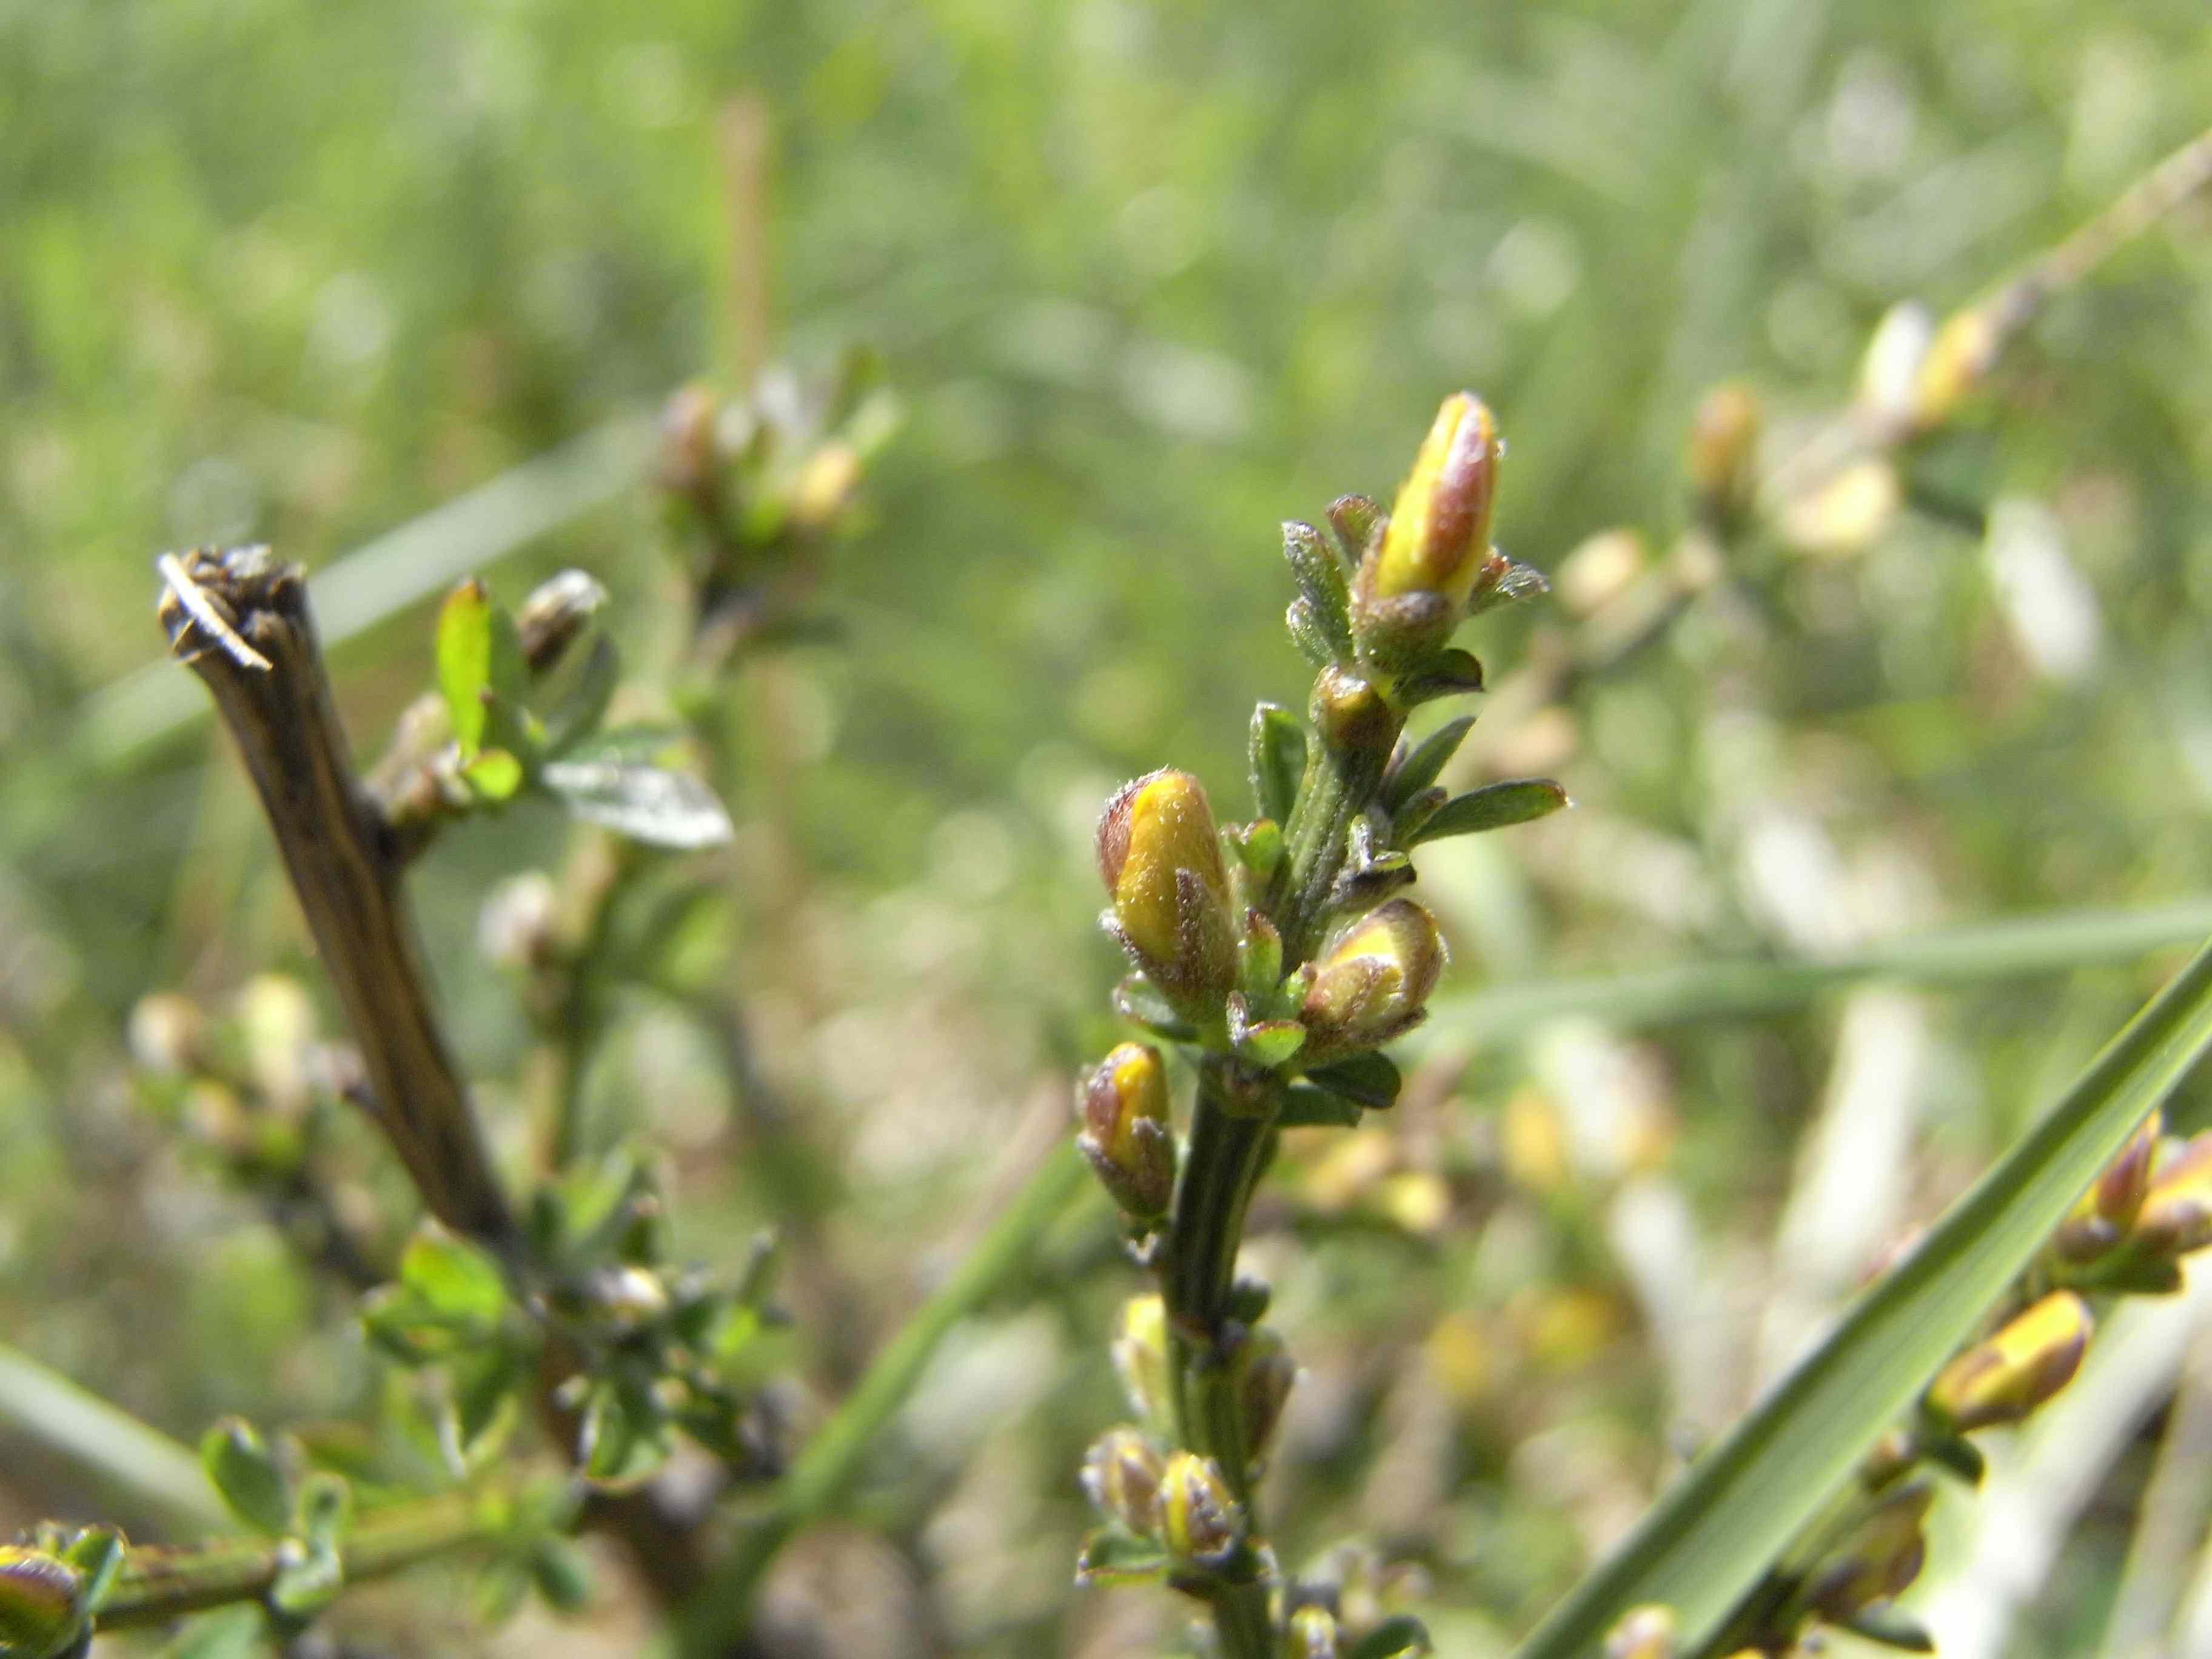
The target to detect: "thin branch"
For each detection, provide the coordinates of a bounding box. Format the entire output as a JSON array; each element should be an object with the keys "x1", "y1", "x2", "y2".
[
  {"x1": 158, "y1": 546, "x2": 514, "y2": 1245},
  {"x1": 96, "y1": 1490, "x2": 499, "y2": 1628}
]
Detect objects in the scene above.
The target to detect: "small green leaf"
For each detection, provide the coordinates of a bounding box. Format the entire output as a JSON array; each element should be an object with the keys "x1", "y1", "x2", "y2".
[
  {"x1": 1073, "y1": 1527, "x2": 1170, "y2": 1587},
  {"x1": 450, "y1": 1347, "x2": 524, "y2": 1468},
  {"x1": 1395, "y1": 646, "x2": 1486, "y2": 703},
  {"x1": 291, "y1": 1473, "x2": 352, "y2": 1550},
  {"x1": 1250, "y1": 703, "x2": 1309, "y2": 823},
  {"x1": 1346, "y1": 1615, "x2": 1435, "y2": 1658},
  {"x1": 1304, "y1": 1051, "x2": 1403, "y2": 1110},
  {"x1": 398, "y1": 1226, "x2": 509, "y2": 1326},
  {"x1": 200, "y1": 1419, "x2": 292, "y2": 1537},
  {"x1": 541, "y1": 635, "x2": 620, "y2": 758},
  {"x1": 1282, "y1": 521, "x2": 1353, "y2": 656},
  {"x1": 578, "y1": 1384, "x2": 672, "y2": 1491},
  {"x1": 267, "y1": 1535, "x2": 343, "y2": 1621},
  {"x1": 1467, "y1": 557, "x2": 1547, "y2": 617},
  {"x1": 1279, "y1": 1085, "x2": 1362, "y2": 1130},
  {"x1": 461, "y1": 746, "x2": 525, "y2": 802},
  {"x1": 1236, "y1": 1019, "x2": 1307, "y2": 1070},
  {"x1": 59, "y1": 1529, "x2": 124, "y2": 1614},
  {"x1": 541, "y1": 762, "x2": 734, "y2": 849},
  {"x1": 1843, "y1": 1607, "x2": 1936, "y2": 1653},
  {"x1": 1384, "y1": 716, "x2": 1476, "y2": 813},
  {"x1": 1285, "y1": 597, "x2": 1334, "y2": 668},
  {"x1": 529, "y1": 1539, "x2": 594, "y2": 1613},
  {"x1": 436, "y1": 580, "x2": 495, "y2": 756},
  {"x1": 1410, "y1": 779, "x2": 1568, "y2": 844},
  {"x1": 1113, "y1": 974, "x2": 1196, "y2": 1041}
]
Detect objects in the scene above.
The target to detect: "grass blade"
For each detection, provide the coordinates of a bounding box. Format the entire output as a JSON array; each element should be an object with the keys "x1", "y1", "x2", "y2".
[{"x1": 1511, "y1": 933, "x2": 2212, "y2": 1659}]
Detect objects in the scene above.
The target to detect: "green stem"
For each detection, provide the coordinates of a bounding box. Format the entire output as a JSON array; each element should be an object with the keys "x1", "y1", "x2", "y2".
[
  {"x1": 679, "y1": 1144, "x2": 1097, "y2": 1656},
  {"x1": 0, "y1": 1344, "x2": 226, "y2": 1537},
  {"x1": 96, "y1": 1490, "x2": 498, "y2": 1627},
  {"x1": 1162, "y1": 683, "x2": 1403, "y2": 1659}
]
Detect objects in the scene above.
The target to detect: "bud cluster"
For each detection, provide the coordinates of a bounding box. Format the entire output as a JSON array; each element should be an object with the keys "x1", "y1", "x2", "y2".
[
  {"x1": 1076, "y1": 395, "x2": 1564, "y2": 1649},
  {"x1": 654, "y1": 359, "x2": 900, "y2": 651}
]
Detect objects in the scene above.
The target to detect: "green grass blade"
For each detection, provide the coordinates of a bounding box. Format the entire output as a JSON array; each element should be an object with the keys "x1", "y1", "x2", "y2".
[
  {"x1": 1423, "y1": 897, "x2": 2212, "y2": 1046},
  {"x1": 1511, "y1": 933, "x2": 2212, "y2": 1659}
]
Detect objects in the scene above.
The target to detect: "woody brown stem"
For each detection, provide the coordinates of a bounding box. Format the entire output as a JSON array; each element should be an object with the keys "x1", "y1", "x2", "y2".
[{"x1": 159, "y1": 546, "x2": 514, "y2": 1245}]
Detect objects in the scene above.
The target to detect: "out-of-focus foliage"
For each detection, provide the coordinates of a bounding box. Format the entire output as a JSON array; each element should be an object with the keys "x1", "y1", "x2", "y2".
[{"x1": 5, "y1": 2, "x2": 2212, "y2": 1655}]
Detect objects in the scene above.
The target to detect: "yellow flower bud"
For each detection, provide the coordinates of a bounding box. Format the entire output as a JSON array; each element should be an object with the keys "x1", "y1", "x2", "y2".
[
  {"x1": 2053, "y1": 1110, "x2": 2160, "y2": 1265},
  {"x1": 1299, "y1": 899, "x2": 1447, "y2": 1061},
  {"x1": 1912, "y1": 303, "x2": 2000, "y2": 432},
  {"x1": 0, "y1": 1547, "x2": 90, "y2": 1659},
  {"x1": 1604, "y1": 1604, "x2": 1676, "y2": 1659},
  {"x1": 1096, "y1": 769, "x2": 1238, "y2": 1008},
  {"x1": 1159, "y1": 1452, "x2": 1244, "y2": 1569},
  {"x1": 1370, "y1": 394, "x2": 1500, "y2": 609},
  {"x1": 1287, "y1": 1604, "x2": 1341, "y2": 1658},
  {"x1": 2132, "y1": 1131, "x2": 2212, "y2": 1259},
  {"x1": 1925, "y1": 1290, "x2": 2092, "y2": 1434},
  {"x1": 1077, "y1": 1043, "x2": 1178, "y2": 1220},
  {"x1": 1112, "y1": 1294, "x2": 1171, "y2": 1426},
  {"x1": 1079, "y1": 1426, "x2": 1166, "y2": 1537},
  {"x1": 1686, "y1": 382, "x2": 1760, "y2": 526},
  {"x1": 1801, "y1": 1482, "x2": 1932, "y2": 1623}
]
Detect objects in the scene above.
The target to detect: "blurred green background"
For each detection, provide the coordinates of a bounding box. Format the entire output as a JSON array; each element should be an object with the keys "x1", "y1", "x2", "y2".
[{"x1": 5, "y1": 1, "x2": 2212, "y2": 1654}]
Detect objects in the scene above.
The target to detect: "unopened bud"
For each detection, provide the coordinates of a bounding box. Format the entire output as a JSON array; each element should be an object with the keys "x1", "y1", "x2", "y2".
[
  {"x1": 479, "y1": 871, "x2": 561, "y2": 972},
  {"x1": 1801, "y1": 1481, "x2": 1932, "y2": 1623},
  {"x1": 1080, "y1": 1427, "x2": 1165, "y2": 1536},
  {"x1": 1604, "y1": 1604, "x2": 1676, "y2": 1659},
  {"x1": 1912, "y1": 304, "x2": 2001, "y2": 432},
  {"x1": 658, "y1": 384, "x2": 722, "y2": 500},
  {"x1": 1299, "y1": 900, "x2": 1447, "y2": 1061},
  {"x1": 1686, "y1": 383, "x2": 1760, "y2": 526},
  {"x1": 129, "y1": 993, "x2": 206, "y2": 1075},
  {"x1": 515, "y1": 570, "x2": 609, "y2": 675},
  {"x1": 1096, "y1": 769, "x2": 1238, "y2": 1010},
  {"x1": 1233, "y1": 1326, "x2": 1297, "y2": 1466},
  {"x1": 789, "y1": 441, "x2": 862, "y2": 532},
  {"x1": 1112, "y1": 1295, "x2": 1171, "y2": 1426},
  {"x1": 1925, "y1": 1291, "x2": 2091, "y2": 1433},
  {"x1": 1310, "y1": 666, "x2": 1397, "y2": 759},
  {"x1": 0, "y1": 1548, "x2": 90, "y2": 1659},
  {"x1": 1159, "y1": 1452, "x2": 1244, "y2": 1569},
  {"x1": 2132, "y1": 1131, "x2": 2212, "y2": 1258},
  {"x1": 1078, "y1": 1044, "x2": 1178, "y2": 1220},
  {"x1": 1287, "y1": 1604, "x2": 1341, "y2": 1658},
  {"x1": 1369, "y1": 394, "x2": 1500, "y2": 611},
  {"x1": 2053, "y1": 1111, "x2": 2161, "y2": 1264}
]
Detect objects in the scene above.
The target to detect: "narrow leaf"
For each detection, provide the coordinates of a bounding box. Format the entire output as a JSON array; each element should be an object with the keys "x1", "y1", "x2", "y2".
[
  {"x1": 1347, "y1": 1615, "x2": 1435, "y2": 1658},
  {"x1": 1279, "y1": 1085, "x2": 1362, "y2": 1130},
  {"x1": 1282, "y1": 520, "x2": 1353, "y2": 655},
  {"x1": 435, "y1": 580, "x2": 495, "y2": 756},
  {"x1": 398, "y1": 1226, "x2": 508, "y2": 1326},
  {"x1": 1384, "y1": 717, "x2": 1476, "y2": 814},
  {"x1": 1304, "y1": 1050, "x2": 1402, "y2": 1110},
  {"x1": 541, "y1": 762, "x2": 735, "y2": 850},
  {"x1": 1410, "y1": 779, "x2": 1567, "y2": 844},
  {"x1": 199, "y1": 1418, "x2": 291, "y2": 1536},
  {"x1": 541, "y1": 633, "x2": 620, "y2": 757},
  {"x1": 1073, "y1": 1527, "x2": 1170, "y2": 1586},
  {"x1": 1511, "y1": 936, "x2": 2212, "y2": 1659},
  {"x1": 1250, "y1": 703, "x2": 1309, "y2": 823}
]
